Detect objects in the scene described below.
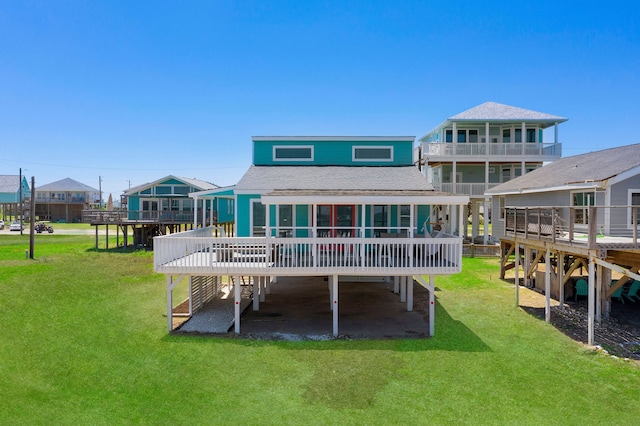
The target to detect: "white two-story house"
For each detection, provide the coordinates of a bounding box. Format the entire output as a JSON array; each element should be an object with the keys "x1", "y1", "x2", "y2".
[{"x1": 418, "y1": 102, "x2": 567, "y2": 244}]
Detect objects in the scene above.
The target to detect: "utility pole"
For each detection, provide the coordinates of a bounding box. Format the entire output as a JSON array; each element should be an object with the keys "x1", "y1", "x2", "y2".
[
  {"x1": 29, "y1": 176, "x2": 35, "y2": 259},
  {"x1": 99, "y1": 176, "x2": 103, "y2": 209}
]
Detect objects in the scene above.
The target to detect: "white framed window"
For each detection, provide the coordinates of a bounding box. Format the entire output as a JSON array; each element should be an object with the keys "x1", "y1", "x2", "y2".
[
  {"x1": 628, "y1": 189, "x2": 640, "y2": 228},
  {"x1": 572, "y1": 191, "x2": 595, "y2": 226},
  {"x1": 273, "y1": 145, "x2": 314, "y2": 161},
  {"x1": 399, "y1": 205, "x2": 411, "y2": 229},
  {"x1": 352, "y1": 146, "x2": 393, "y2": 162},
  {"x1": 227, "y1": 199, "x2": 234, "y2": 215},
  {"x1": 499, "y1": 196, "x2": 506, "y2": 220},
  {"x1": 250, "y1": 199, "x2": 266, "y2": 236}
]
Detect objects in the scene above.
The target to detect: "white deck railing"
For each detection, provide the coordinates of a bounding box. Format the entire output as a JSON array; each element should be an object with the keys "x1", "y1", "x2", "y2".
[
  {"x1": 154, "y1": 232, "x2": 463, "y2": 276},
  {"x1": 424, "y1": 142, "x2": 561, "y2": 158}
]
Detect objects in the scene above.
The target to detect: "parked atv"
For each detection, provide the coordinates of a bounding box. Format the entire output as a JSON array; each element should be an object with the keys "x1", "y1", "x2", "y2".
[{"x1": 35, "y1": 222, "x2": 54, "y2": 233}]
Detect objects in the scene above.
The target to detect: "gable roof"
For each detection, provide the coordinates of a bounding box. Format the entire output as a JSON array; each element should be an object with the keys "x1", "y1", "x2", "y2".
[
  {"x1": 124, "y1": 175, "x2": 217, "y2": 195},
  {"x1": 486, "y1": 143, "x2": 640, "y2": 195},
  {"x1": 0, "y1": 175, "x2": 21, "y2": 193},
  {"x1": 36, "y1": 178, "x2": 99, "y2": 192},
  {"x1": 235, "y1": 165, "x2": 432, "y2": 192}
]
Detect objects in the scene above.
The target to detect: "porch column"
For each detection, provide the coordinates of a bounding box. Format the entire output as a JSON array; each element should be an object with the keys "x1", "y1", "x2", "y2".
[
  {"x1": 394, "y1": 276, "x2": 399, "y2": 294},
  {"x1": 400, "y1": 276, "x2": 406, "y2": 303},
  {"x1": 193, "y1": 195, "x2": 199, "y2": 229},
  {"x1": 234, "y1": 275, "x2": 241, "y2": 334},
  {"x1": 471, "y1": 201, "x2": 479, "y2": 240},
  {"x1": 201, "y1": 199, "x2": 206, "y2": 228},
  {"x1": 588, "y1": 259, "x2": 595, "y2": 346},
  {"x1": 265, "y1": 202, "x2": 271, "y2": 238},
  {"x1": 332, "y1": 274, "x2": 339, "y2": 337},
  {"x1": 523, "y1": 246, "x2": 531, "y2": 287},
  {"x1": 407, "y1": 276, "x2": 414, "y2": 312},
  {"x1": 484, "y1": 199, "x2": 490, "y2": 244},
  {"x1": 452, "y1": 160, "x2": 457, "y2": 194},
  {"x1": 545, "y1": 248, "x2": 551, "y2": 322},
  {"x1": 521, "y1": 122, "x2": 526, "y2": 155},
  {"x1": 554, "y1": 123, "x2": 558, "y2": 143},
  {"x1": 485, "y1": 122, "x2": 490, "y2": 144}
]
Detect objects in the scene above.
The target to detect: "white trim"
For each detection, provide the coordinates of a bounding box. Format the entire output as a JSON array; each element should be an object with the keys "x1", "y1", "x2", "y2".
[
  {"x1": 253, "y1": 136, "x2": 415, "y2": 142},
  {"x1": 273, "y1": 145, "x2": 314, "y2": 162},
  {"x1": 627, "y1": 189, "x2": 640, "y2": 229},
  {"x1": 352, "y1": 145, "x2": 394, "y2": 162},
  {"x1": 250, "y1": 199, "x2": 266, "y2": 237},
  {"x1": 261, "y1": 194, "x2": 470, "y2": 205},
  {"x1": 487, "y1": 182, "x2": 602, "y2": 196},
  {"x1": 607, "y1": 164, "x2": 640, "y2": 186}
]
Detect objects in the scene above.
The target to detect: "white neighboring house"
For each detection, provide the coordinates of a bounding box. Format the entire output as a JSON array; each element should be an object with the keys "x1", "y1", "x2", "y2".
[{"x1": 418, "y1": 101, "x2": 567, "y2": 244}]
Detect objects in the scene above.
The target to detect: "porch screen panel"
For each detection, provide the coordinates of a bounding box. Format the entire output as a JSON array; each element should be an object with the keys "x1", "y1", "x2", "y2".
[{"x1": 252, "y1": 202, "x2": 266, "y2": 236}]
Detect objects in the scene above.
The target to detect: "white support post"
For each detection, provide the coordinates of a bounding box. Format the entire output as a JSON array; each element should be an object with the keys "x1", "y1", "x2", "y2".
[
  {"x1": 483, "y1": 198, "x2": 490, "y2": 245},
  {"x1": 458, "y1": 203, "x2": 464, "y2": 237},
  {"x1": 558, "y1": 252, "x2": 565, "y2": 308},
  {"x1": 515, "y1": 243, "x2": 520, "y2": 306},
  {"x1": 523, "y1": 246, "x2": 531, "y2": 288},
  {"x1": 253, "y1": 276, "x2": 260, "y2": 311},
  {"x1": 407, "y1": 277, "x2": 414, "y2": 312},
  {"x1": 332, "y1": 274, "x2": 339, "y2": 337},
  {"x1": 265, "y1": 203, "x2": 271, "y2": 238},
  {"x1": 429, "y1": 275, "x2": 435, "y2": 336},
  {"x1": 485, "y1": 122, "x2": 490, "y2": 144},
  {"x1": 521, "y1": 122, "x2": 526, "y2": 155},
  {"x1": 234, "y1": 275, "x2": 241, "y2": 334},
  {"x1": 545, "y1": 249, "x2": 551, "y2": 323},
  {"x1": 596, "y1": 264, "x2": 602, "y2": 323},
  {"x1": 259, "y1": 276, "x2": 266, "y2": 302},
  {"x1": 329, "y1": 275, "x2": 334, "y2": 311},
  {"x1": 588, "y1": 259, "x2": 595, "y2": 346},
  {"x1": 400, "y1": 276, "x2": 407, "y2": 303}
]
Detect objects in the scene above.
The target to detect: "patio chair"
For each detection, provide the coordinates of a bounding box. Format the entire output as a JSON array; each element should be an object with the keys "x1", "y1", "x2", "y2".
[
  {"x1": 623, "y1": 280, "x2": 640, "y2": 302},
  {"x1": 610, "y1": 280, "x2": 624, "y2": 304},
  {"x1": 574, "y1": 278, "x2": 588, "y2": 302}
]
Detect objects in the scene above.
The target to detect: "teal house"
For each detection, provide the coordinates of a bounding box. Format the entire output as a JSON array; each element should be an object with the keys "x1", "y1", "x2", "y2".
[
  {"x1": 122, "y1": 175, "x2": 233, "y2": 225},
  {"x1": 154, "y1": 137, "x2": 468, "y2": 337},
  {"x1": 0, "y1": 174, "x2": 31, "y2": 221}
]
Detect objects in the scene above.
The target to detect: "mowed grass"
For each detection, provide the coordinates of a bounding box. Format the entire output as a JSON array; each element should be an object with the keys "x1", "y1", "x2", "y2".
[{"x1": 1, "y1": 234, "x2": 640, "y2": 424}]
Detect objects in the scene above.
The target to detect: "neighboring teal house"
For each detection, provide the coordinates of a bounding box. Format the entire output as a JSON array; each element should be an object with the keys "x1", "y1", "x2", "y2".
[
  {"x1": 122, "y1": 175, "x2": 233, "y2": 224},
  {"x1": 155, "y1": 136, "x2": 469, "y2": 337},
  {"x1": 0, "y1": 174, "x2": 31, "y2": 221}
]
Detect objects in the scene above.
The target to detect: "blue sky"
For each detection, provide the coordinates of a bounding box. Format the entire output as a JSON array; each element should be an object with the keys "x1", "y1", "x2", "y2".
[{"x1": 1, "y1": 1, "x2": 638, "y2": 199}]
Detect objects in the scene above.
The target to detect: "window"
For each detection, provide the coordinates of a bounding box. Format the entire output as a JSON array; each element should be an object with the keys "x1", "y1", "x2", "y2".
[
  {"x1": 514, "y1": 129, "x2": 522, "y2": 143},
  {"x1": 499, "y1": 196, "x2": 506, "y2": 220},
  {"x1": 227, "y1": 199, "x2": 234, "y2": 215},
  {"x1": 445, "y1": 130, "x2": 453, "y2": 143},
  {"x1": 353, "y1": 146, "x2": 393, "y2": 162},
  {"x1": 502, "y1": 129, "x2": 511, "y2": 143},
  {"x1": 572, "y1": 192, "x2": 595, "y2": 225},
  {"x1": 278, "y1": 205, "x2": 293, "y2": 236},
  {"x1": 526, "y1": 128, "x2": 536, "y2": 143},
  {"x1": 399, "y1": 205, "x2": 411, "y2": 229},
  {"x1": 273, "y1": 146, "x2": 313, "y2": 161},
  {"x1": 469, "y1": 129, "x2": 478, "y2": 143},
  {"x1": 457, "y1": 130, "x2": 466, "y2": 143},
  {"x1": 629, "y1": 191, "x2": 640, "y2": 227},
  {"x1": 251, "y1": 201, "x2": 266, "y2": 236},
  {"x1": 373, "y1": 205, "x2": 388, "y2": 237}
]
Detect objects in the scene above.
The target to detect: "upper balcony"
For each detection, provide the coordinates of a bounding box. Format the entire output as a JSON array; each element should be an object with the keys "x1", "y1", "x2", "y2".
[
  {"x1": 423, "y1": 142, "x2": 562, "y2": 162},
  {"x1": 154, "y1": 227, "x2": 463, "y2": 277}
]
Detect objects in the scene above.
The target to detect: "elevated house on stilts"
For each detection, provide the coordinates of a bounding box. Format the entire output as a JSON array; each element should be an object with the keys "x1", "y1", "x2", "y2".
[
  {"x1": 154, "y1": 136, "x2": 469, "y2": 337},
  {"x1": 487, "y1": 143, "x2": 640, "y2": 345}
]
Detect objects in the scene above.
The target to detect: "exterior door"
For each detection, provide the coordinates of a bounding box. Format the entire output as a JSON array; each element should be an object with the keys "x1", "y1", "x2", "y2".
[
  {"x1": 141, "y1": 199, "x2": 159, "y2": 220},
  {"x1": 316, "y1": 205, "x2": 355, "y2": 237}
]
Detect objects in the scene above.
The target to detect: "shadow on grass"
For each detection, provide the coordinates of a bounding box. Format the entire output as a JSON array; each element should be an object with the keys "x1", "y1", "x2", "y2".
[{"x1": 162, "y1": 300, "x2": 492, "y2": 354}]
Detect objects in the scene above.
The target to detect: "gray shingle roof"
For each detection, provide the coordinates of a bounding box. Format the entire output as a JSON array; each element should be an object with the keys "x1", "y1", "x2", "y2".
[
  {"x1": 486, "y1": 143, "x2": 640, "y2": 194},
  {"x1": 124, "y1": 175, "x2": 217, "y2": 195},
  {"x1": 36, "y1": 178, "x2": 99, "y2": 192},
  {"x1": 235, "y1": 166, "x2": 433, "y2": 192},
  {"x1": 450, "y1": 101, "x2": 567, "y2": 122},
  {"x1": 0, "y1": 175, "x2": 20, "y2": 193}
]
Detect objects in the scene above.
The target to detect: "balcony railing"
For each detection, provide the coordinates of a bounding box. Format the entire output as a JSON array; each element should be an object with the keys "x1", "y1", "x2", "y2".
[
  {"x1": 424, "y1": 142, "x2": 561, "y2": 158},
  {"x1": 503, "y1": 206, "x2": 640, "y2": 249},
  {"x1": 82, "y1": 210, "x2": 197, "y2": 224},
  {"x1": 435, "y1": 182, "x2": 501, "y2": 196},
  {"x1": 154, "y1": 228, "x2": 463, "y2": 276}
]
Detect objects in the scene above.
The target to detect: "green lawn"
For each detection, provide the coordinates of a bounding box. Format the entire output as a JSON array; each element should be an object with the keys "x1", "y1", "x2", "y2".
[{"x1": 1, "y1": 234, "x2": 639, "y2": 424}]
